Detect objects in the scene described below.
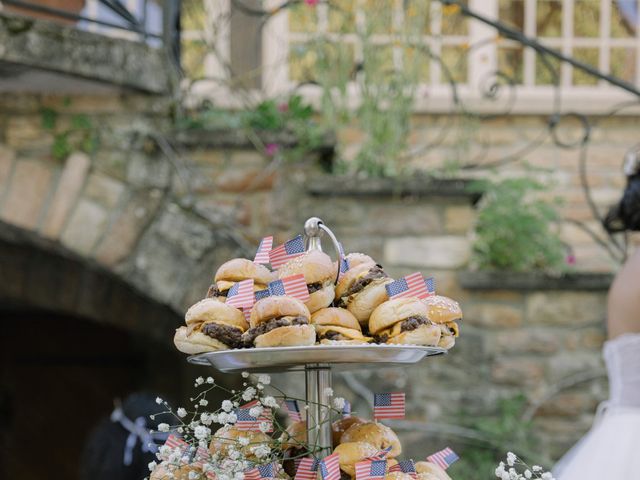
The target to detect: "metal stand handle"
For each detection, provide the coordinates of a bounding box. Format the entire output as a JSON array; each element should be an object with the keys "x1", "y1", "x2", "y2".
[
  {"x1": 305, "y1": 364, "x2": 333, "y2": 458},
  {"x1": 304, "y1": 217, "x2": 343, "y2": 285}
]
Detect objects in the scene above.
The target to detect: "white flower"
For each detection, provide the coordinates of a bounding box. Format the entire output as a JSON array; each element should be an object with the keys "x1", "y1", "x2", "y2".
[
  {"x1": 196, "y1": 377, "x2": 205, "y2": 385},
  {"x1": 258, "y1": 374, "x2": 271, "y2": 385},
  {"x1": 541, "y1": 474, "x2": 554, "y2": 480},
  {"x1": 156, "y1": 397, "x2": 163, "y2": 405},
  {"x1": 222, "y1": 400, "x2": 234, "y2": 412},
  {"x1": 256, "y1": 383, "x2": 264, "y2": 390},
  {"x1": 238, "y1": 436, "x2": 250, "y2": 446},
  {"x1": 495, "y1": 463, "x2": 505, "y2": 477},
  {"x1": 501, "y1": 472, "x2": 510, "y2": 480},
  {"x1": 532, "y1": 466, "x2": 542, "y2": 473},
  {"x1": 323, "y1": 387, "x2": 334, "y2": 397},
  {"x1": 507, "y1": 452, "x2": 517, "y2": 467},
  {"x1": 190, "y1": 421, "x2": 200, "y2": 430},
  {"x1": 177, "y1": 408, "x2": 187, "y2": 418},
  {"x1": 241, "y1": 371, "x2": 250, "y2": 378},
  {"x1": 158, "y1": 423, "x2": 170, "y2": 432},
  {"x1": 194, "y1": 425, "x2": 210, "y2": 441},
  {"x1": 251, "y1": 444, "x2": 271, "y2": 458},
  {"x1": 242, "y1": 387, "x2": 256, "y2": 401},
  {"x1": 207, "y1": 377, "x2": 214, "y2": 384},
  {"x1": 261, "y1": 396, "x2": 278, "y2": 408},
  {"x1": 258, "y1": 421, "x2": 271, "y2": 433},
  {"x1": 200, "y1": 413, "x2": 212, "y2": 425},
  {"x1": 234, "y1": 473, "x2": 245, "y2": 480},
  {"x1": 228, "y1": 449, "x2": 240, "y2": 460},
  {"x1": 148, "y1": 461, "x2": 157, "y2": 471},
  {"x1": 249, "y1": 406, "x2": 264, "y2": 418},
  {"x1": 199, "y1": 399, "x2": 209, "y2": 407},
  {"x1": 333, "y1": 397, "x2": 346, "y2": 410},
  {"x1": 524, "y1": 470, "x2": 532, "y2": 479}
]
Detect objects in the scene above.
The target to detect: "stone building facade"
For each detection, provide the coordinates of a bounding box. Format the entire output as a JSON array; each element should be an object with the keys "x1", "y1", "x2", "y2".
[{"x1": 0, "y1": 9, "x2": 635, "y2": 474}]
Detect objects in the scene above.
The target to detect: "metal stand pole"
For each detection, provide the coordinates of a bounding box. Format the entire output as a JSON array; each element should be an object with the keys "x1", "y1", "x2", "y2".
[{"x1": 305, "y1": 364, "x2": 333, "y2": 458}]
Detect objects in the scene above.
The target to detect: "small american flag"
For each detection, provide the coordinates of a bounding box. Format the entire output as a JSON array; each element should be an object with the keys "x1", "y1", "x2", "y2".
[
  {"x1": 235, "y1": 402, "x2": 273, "y2": 432},
  {"x1": 193, "y1": 445, "x2": 210, "y2": 467},
  {"x1": 342, "y1": 399, "x2": 351, "y2": 418},
  {"x1": 164, "y1": 434, "x2": 188, "y2": 451},
  {"x1": 295, "y1": 457, "x2": 320, "y2": 480},
  {"x1": 427, "y1": 447, "x2": 459, "y2": 470},
  {"x1": 385, "y1": 272, "x2": 431, "y2": 299},
  {"x1": 337, "y1": 242, "x2": 350, "y2": 279},
  {"x1": 355, "y1": 459, "x2": 387, "y2": 480},
  {"x1": 319, "y1": 453, "x2": 341, "y2": 480},
  {"x1": 369, "y1": 446, "x2": 392, "y2": 460},
  {"x1": 269, "y1": 235, "x2": 305, "y2": 269},
  {"x1": 425, "y1": 276, "x2": 436, "y2": 295},
  {"x1": 389, "y1": 459, "x2": 417, "y2": 477},
  {"x1": 245, "y1": 463, "x2": 277, "y2": 480},
  {"x1": 268, "y1": 274, "x2": 310, "y2": 302},
  {"x1": 241, "y1": 307, "x2": 252, "y2": 323},
  {"x1": 283, "y1": 399, "x2": 302, "y2": 422},
  {"x1": 225, "y1": 279, "x2": 255, "y2": 308},
  {"x1": 255, "y1": 289, "x2": 271, "y2": 301},
  {"x1": 373, "y1": 392, "x2": 405, "y2": 420},
  {"x1": 254, "y1": 236, "x2": 273, "y2": 264}
]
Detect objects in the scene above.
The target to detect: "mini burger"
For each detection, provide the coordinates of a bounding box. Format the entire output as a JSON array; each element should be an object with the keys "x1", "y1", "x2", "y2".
[
  {"x1": 174, "y1": 298, "x2": 248, "y2": 353},
  {"x1": 415, "y1": 461, "x2": 453, "y2": 480},
  {"x1": 335, "y1": 262, "x2": 394, "y2": 325},
  {"x1": 369, "y1": 298, "x2": 441, "y2": 346},
  {"x1": 311, "y1": 308, "x2": 372, "y2": 345},
  {"x1": 333, "y1": 441, "x2": 379, "y2": 478},
  {"x1": 207, "y1": 258, "x2": 273, "y2": 300},
  {"x1": 332, "y1": 416, "x2": 368, "y2": 447},
  {"x1": 210, "y1": 425, "x2": 272, "y2": 462},
  {"x1": 423, "y1": 295, "x2": 462, "y2": 350},
  {"x1": 339, "y1": 421, "x2": 401, "y2": 458},
  {"x1": 277, "y1": 250, "x2": 335, "y2": 313},
  {"x1": 243, "y1": 296, "x2": 315, "y2": 348},
  {"x1": 332, "y1": 252, "x2": 376, "y2": 277}
]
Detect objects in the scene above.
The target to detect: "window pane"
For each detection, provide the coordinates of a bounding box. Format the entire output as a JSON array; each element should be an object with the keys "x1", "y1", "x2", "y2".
[
  {"x1": 363, "y1": 44, "x2": 395, "y2": 80},
  {"x1": 404, "y1": 0, "x2": 431, "y2": 35},
  {"x1": 572, "y1": 48, "x2": 599, "y2": 85},
  {"x1": 404, "y1": 47, "x2": 430, "y2": 83},
  {"x1": 182, "y1": 39, "x2": 207, "y2": 78},
  {"x1": 498, "y1": 46, "x2": 524, "y2": 84},
  {"x1": 610, "y1": 47, "x2": 637, "y2": 83},
  {"x1": 289, "y1": 3, "x2": 318, "y2": 33},
  {"x1": 328, "y1": 0, "x2": 356, "y2": 33},
  {"x1": 289, "y1": 41, "x2": 356, "y2": 84},
  {"x1": 441, "y1": 45, "x2": 468, "y2": 83},
  {"x1": 441, "y1": 0, "x2": 468, "y2": 36},
  {"x1": 499, "y1": 0, "x2": 524, "y2": 30},
  {"x1": 289, "y1": 43, "x2": 317, "y2": 83},
  {"x1": 535, "y1": 54, "x2": 561, "y2": 84},
  {"x1": 364, "y1": 0, "x2": 393, "y2": 34},
  {"x1": 574, "y1": 0, "x2": 600, "y2": 37},
  {"x1": 611, "y1": 1, "x2": 636, "y2": 38},
  {"x1": 537, "y1": 0, "x2": 562, "y2": 37}
]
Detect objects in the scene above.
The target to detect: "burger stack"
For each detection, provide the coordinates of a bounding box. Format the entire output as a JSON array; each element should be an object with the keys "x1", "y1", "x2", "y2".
[{"x1": 174, "y1": 240, "x2": 462, "y2": 354}]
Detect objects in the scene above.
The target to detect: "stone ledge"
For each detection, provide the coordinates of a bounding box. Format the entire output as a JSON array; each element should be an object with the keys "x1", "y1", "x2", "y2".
[
  {"x1": 0, "y1": 12, "x2": 172, "y2": 93},
  {"x1": 458, "y1": 271, "x2": 613, "y2": 291},
  {"x1": 307, "y1": 176, "x2": 481, "y2": 201}
]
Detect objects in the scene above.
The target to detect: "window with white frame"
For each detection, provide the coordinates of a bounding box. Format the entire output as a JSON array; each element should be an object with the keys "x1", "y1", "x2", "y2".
[{"x1": 182, "y1": 0, "x2": 640, "y2": 112}]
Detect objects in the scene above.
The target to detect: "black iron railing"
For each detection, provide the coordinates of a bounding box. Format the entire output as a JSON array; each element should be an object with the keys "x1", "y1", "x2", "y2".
[{"x1": 1, "y1": 0, "x2": 181, "y2": 67}]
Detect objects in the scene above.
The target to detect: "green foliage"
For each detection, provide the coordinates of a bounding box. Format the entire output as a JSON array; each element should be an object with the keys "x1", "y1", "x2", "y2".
[
  {"x1": 451, "y1": 395, "x2": 545, "y2": 478},
  {"x1": 41, "y1": 108, "x2": 97, "y2": 161},
  {"x1": 178, "y1": 95, "x2": 325, "y2": 161},
  {"x1": 470, "y1": 177, "x2": 566, "y2": 273}
]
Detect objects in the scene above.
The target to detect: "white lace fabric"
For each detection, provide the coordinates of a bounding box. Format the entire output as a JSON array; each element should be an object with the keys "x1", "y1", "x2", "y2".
[{"x1": 603, "y1": 333, "x2": 640, "y2": 409}]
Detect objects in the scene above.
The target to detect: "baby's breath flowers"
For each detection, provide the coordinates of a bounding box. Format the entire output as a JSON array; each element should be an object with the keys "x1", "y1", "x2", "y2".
[
  {"x1": 495, "y1": 453, "x2": 555, "y2": 480},
  {"x1": 146, "y1": 371, "x2": 350, "y2": 480}
]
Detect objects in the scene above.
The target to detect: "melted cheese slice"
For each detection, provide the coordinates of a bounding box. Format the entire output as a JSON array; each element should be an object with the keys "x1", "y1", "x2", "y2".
[{"x1": 315, "y1": 325, "x2": 371, "y2": 341}]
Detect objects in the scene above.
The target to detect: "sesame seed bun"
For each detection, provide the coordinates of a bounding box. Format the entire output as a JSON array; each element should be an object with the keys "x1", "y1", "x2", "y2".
[
  {"x1": 340, "y1": 422, "x2": 401, "y2": 458},
  {"x1": 215, "y1": 258, "x2": 273, "y2": 287},
  {"x1": 249, "y1": 296, "x2": 311, "y2": 328},
  {"x1": 422, "y1": 295, "x2": 463, "y2": 324},
  {"x1": 185, "y1": 298, "x2": 248, "y2": 330}
]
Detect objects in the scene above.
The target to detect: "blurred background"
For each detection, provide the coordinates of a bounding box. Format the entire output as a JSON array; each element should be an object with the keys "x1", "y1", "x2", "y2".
[{"x1": 1, "y1": 0, "x2": 639, "y2": 478}]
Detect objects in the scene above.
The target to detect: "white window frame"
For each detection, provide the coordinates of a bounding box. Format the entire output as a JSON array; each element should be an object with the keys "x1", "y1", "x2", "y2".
[{"x1": 185, "y1": 0, "x2": 640, "y2": 115}]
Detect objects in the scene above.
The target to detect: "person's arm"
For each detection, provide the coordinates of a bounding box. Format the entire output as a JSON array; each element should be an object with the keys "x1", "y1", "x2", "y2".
[{"x1": 607, "y1": 249, "x2": 640, "y2": 339}]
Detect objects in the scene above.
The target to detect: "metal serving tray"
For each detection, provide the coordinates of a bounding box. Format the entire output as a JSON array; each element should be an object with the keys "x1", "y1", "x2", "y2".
[{"x1": 187, "y1": 344, "x2": 447, "y2": 373}]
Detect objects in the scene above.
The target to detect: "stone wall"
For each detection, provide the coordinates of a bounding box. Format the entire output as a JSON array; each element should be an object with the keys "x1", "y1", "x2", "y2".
[{"x1": 0, "y1": 92, "x2": 619, "y2": 464}]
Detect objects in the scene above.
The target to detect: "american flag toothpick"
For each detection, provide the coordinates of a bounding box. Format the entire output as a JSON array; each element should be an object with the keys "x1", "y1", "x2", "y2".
[
  {"x1": 295, "y1": 457, "x2": 320, "y2": 480},
  {"x1": 254, "y1": 236, "x2": 273, "y2": 264},
  {"x1": 385, "y1": 273, "x2": 431, "y2": 300},
  {"x1": 427, "y1": 447, "x2": 459, "y2": 470},
  {"x1": 355, "y1": 459, "x2": 387, "y2": 480},
  {"x1": 225, "y1": 279, "x2": 255, "y2": 308},
  {"x1": 373, "y1": 392, "x2": 405, "y2": 420},
  {"x1": 269, "y1": 235, "x2": 305, "y2": 269},
  {"x1": 268, "y1": 274, "x2": 310, "y2": 302}
]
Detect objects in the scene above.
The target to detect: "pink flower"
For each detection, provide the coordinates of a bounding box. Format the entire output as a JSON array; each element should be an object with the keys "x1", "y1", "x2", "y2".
[
  {"x1": 277, "y1": 103, "x2": 289, "y2": 113},
  {"x1": 305, "y1": 0, "x2": 319, "y2": 6},
  {"x1": 566, "y1": 254, "x2": 576, "y2": 265},
  {"x1": 265, "y1": 143, "x2": 279, "y2": 156}
]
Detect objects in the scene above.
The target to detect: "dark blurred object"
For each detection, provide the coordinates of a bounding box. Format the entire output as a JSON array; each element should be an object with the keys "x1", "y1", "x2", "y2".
[
  {"x1": 3, "y1": 0, "x2": 86, "y2": 24},
  {"x1": 603, "y1": 146, "x2": 640, "y2": 233},
  {"x1": 79, "y1": 392, "x2": 172, "y2": 480}
]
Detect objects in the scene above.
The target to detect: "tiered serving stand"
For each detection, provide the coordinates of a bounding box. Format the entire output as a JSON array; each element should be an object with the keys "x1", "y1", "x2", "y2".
[{"x1": 188, "y1": 217, "x2": 446, "y2": 458}]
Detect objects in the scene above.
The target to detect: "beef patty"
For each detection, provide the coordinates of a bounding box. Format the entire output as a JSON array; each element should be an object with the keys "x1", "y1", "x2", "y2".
[
  {"x1": 242, "y1": 316, "x2": 309, "y2": 345},
  {"x1": 337, "y1": 265, "x2": 387, "y2": 307},
  {"x1": 373, "y1": 315, "x2": 432, "y2": 343},
  {"x1": 202, "y1": 322, "x2": 244, "y2": 349},
  {"x1": 206, "y1": 284, "x2": 229, "y2": 298}
]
